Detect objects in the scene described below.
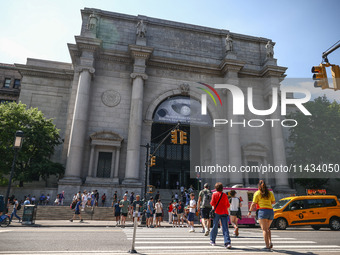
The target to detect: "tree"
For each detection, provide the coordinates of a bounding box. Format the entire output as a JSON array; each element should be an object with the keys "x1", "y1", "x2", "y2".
[
  {"x1": 0, "y1": 102, "x2": 64, "y2": 186},
  {"x1": 287, "y1": 96, "x2": 340, "y2": 188}
]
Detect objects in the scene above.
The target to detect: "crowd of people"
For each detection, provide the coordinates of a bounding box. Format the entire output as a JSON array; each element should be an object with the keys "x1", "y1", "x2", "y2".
[{"x1": 4, "y1": 180, "x2": 275, "y2": 250}]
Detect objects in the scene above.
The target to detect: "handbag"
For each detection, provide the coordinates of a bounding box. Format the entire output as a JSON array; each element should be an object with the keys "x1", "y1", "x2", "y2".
[{"x1": 209, "y1": 192, "x2": 224, "y2": 219}]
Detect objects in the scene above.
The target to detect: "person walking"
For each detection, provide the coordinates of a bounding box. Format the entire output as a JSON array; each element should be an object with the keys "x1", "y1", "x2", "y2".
[
  {"x1": 113, "y1": 199, "x2": 121, "y2": 226},
  {"x1": 70, "y1": 197, "x2": 83, "y2": 222},
  {"x1": 119, "y1": 195, "x2": 129, "y2": 227},
  {"x1": 229, "y1": 190, "x2": 241, "y2": 237},
  {"x1": 167, "y1": 202, "x2": 173, "y2": 224},
  {"x1": 131, "y1": 195, "x2": 143, "y2": 223},
  {"x1": 197, "y1": 183, "x2": 212, "y2": 236},
  {"x1": 10, "y1": 198, "x2": 21, "y2": 223},
  {"x1": 155, "y1": 199, "x2": 163, "y2": 227},
  {"x1": 146, "y1": 197, "x2": 154, "y2": 228},
  {"x1": 177, "y1": 200, "x2": 184, "y2": 227},
  {"x1": 248, "y1": 180, "x2": 275, "y2": 250},
  {"x1": 187, "y1": 193, "x2": 196, "y2": 232},
  {"x1": 210, "y1": 182, "x2": 231, "y2": 249},
  {"x1": 101, "y1": 193, "x2": 106, "y2": 207}
]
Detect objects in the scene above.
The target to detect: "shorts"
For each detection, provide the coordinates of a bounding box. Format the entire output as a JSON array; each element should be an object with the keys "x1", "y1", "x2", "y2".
[
  {"x1": 133, "y1": 211, "x2": 141, "y2": 217},
  {"x1": 230, "y1": 211, "x2": 238, "y2": 216},
  {"x1": 188, "y1": 212, "x2": 195, "y2": 222},
  {"x1": 258, "y1": 209, "x2": 274, "y2": 220},
  {"x1": 114, "y1": 212, "x2": 120, "y2": 217},
  {"x1": 156, "y1": 213, "x2": 162, "y2": 218},
  {"x1": 146, "y1": 212, "x2": 153, "y2": 218},
  {"x1": 75, "y1": 210, "x2": 80, "y2": 215},
  {"x1": 200, "y1": 208, "x2": 211, "y2": 219},
  {"x1": 172, "y1": 214, "x2": 177, "y2": 219},
  {"x1": 121, "y1": 212, "x2": 128, "y2": 217},
  {"x1": 177, "y1": 213, "x2": 183, "y2": 219}
]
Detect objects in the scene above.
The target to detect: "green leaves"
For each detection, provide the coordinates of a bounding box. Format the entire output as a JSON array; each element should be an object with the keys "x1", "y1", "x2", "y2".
[
  {"x1": 0, "y1": 102, "x2": 64, "y2": 184},
  {"x1": 287, "y1": 96, "x2": 340, "y2": 166}
]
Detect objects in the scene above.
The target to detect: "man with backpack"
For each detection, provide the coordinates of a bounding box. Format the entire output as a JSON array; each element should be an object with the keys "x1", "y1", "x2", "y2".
[{"x1": 197, "y1": 183, "x2": 212, "y2": 236}]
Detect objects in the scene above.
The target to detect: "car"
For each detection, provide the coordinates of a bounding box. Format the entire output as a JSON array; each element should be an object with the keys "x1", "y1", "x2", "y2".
[{"x1": 272, "y1": 195, "x2": 340, "y2": 231}]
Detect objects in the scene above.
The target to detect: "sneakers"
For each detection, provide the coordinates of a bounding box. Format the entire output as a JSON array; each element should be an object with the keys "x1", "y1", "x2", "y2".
[
  {"x1": 210, "y1": 241, "x2": 216, "y2": 246},
  {"x1": 225, "y1": 243, "x2": 232, "y2": 249},
  {"x1": 200, "y1": 229, "x2": 205, "y2": 233},
  {"x1": 205, "y1": 230, "x2": 210, "y2": 236},
  {"x1": 80, "y1": 219, "x2": 83, "y2": 223},
  {"x1": 189, "y1": 228, "x2": 195, "y2": 232},
  {"x1": 69, "y1": 219, "x2": 73, "y2": 222}
]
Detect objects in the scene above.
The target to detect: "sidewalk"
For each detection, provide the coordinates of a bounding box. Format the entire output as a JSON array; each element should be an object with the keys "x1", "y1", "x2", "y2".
[{"x1": 8, "y1": 220, "x2": 202, "y2": 228}]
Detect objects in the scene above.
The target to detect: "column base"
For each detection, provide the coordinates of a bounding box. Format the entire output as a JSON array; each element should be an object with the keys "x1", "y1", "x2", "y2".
[
  {"x1": 122, "y1": 178, "x2": 142, "y2": 186},
  {"x1": 85, "y1": 177, "x2": 119, "y2": 185},
  {"x1": 58, "y1": 176, "x2": 82, "y2": 185}
]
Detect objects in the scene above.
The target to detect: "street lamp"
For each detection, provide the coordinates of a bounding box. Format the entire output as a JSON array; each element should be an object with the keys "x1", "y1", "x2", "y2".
[{"x1": 3, "y1": 130, "x2": 24, "y2": 214}]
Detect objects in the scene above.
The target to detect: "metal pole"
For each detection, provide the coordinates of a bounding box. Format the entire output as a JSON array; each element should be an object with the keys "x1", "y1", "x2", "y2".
[
  {"x1": 128, "y1": 205, "x2": 139, "y2": 253},
  {"x1": 3, "y1": 148, "x2": 18, "y2": 215}
]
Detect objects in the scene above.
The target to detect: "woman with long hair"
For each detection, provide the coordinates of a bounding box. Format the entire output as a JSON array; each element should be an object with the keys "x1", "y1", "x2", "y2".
[{"x1": 248, "y1": 180, "x2": 275, "y2": 250}]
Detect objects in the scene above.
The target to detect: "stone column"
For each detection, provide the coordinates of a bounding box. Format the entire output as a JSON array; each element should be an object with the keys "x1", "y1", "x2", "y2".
[
  {"x1": 227, "y1": 89, "x2": 244, "y2": 185},
  {"x1": 64, "y1": 67, "x2": 94, "y2": 182},
  {"x1": 114, "y1": 147, "x2": 120, "y2": 179},
  {"x1": 123, "y1": 44, "x2": 153, "y2": 184},
  {"x1": 123, "y1": 74, "x2": 147, "y2": 184},
  {"x1": 268, "y1": 89, "x2": 290, "y2": 189},
  {"x1": 88, "y1": 145, "x2": 95, "y2": 177}
]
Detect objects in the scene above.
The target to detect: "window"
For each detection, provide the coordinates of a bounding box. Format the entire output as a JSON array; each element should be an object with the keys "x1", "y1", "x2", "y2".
[
  {"x1": 289, "y1": 200, "x2": 305, "y2": 210},
  {"x1": 323, "y1": 199, "x2": 337, "y2": 207},
  {"x1": 13, "y1": 79, "x2": 21, "y2": 89},
  {"x1": 307, "y1": 199, "x2": 324, "y2": 208},
  {"x1": 248, "y1": 161, "x2": 259, "y2": 185},
  {"x1": 96, "y1": 152, "x2": 112, "y2": 178},
  {"x1": 3, "y1": 78, "x2": 11, "y2": 88}
]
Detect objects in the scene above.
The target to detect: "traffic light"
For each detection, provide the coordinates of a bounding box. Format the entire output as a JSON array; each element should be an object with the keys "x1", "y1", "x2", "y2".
[
  {"x1": 331, "y1": 65, "x2": 340, "y2": 91},
  {"x1": 311, "y1": 64, "x2": 329, "y2": 89},
  {"x1": 149, "y1": 155, "x2": 156, "y2": 167},
  {"x1": 171, "y1": 130, "x2": 178, "y2": 144},
  {"x1": 179, "y1": 131, "x2": 187, "y2": 145}
]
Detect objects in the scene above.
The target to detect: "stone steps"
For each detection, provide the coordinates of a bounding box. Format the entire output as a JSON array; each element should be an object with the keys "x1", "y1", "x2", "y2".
[{"x1": 7, "y1": 206, "x2": 118, "y2": 221}]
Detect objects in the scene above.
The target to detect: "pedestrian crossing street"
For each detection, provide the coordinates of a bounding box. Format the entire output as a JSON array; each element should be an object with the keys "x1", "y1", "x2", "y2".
[{"x1": 124, "y1": 227, "x2": 340, "y2": 254}]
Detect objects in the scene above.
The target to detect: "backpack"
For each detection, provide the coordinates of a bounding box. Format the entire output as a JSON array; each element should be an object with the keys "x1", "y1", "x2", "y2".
[
  {"x1": 70, "y1": 201, "x2": 77, "y2": 210},
  {"x1": 17, "y1": 203, "x2": 22, "y2": 210},
  {"x1": 202, "y1": 190, "x2": 212, "y2": 208}
]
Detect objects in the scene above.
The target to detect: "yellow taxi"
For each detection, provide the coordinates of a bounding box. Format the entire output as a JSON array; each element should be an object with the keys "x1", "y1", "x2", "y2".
[{"x1": 272, "y1": 195, "x2": 340, "y2": 230}]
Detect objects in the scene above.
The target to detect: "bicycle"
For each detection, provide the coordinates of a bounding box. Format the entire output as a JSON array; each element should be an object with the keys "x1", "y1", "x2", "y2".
[{"x1": 0, "y1": 214, "x2": 10, "y2": 227}]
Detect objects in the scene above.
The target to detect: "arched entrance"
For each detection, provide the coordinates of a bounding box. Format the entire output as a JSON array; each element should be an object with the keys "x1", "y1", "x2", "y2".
[{"x1": 149, "y1": 96, "x2": 212, "y2": 189}]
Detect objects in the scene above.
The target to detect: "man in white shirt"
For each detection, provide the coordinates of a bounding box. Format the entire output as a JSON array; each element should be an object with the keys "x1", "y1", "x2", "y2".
[{"x1": 187, "y1": 193, "x2": 196, "y2": 232}]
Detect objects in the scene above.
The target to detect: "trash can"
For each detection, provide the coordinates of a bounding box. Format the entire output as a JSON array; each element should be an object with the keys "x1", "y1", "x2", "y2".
[{"x1": 22, "y1": 205, "x2": 37, "y2": 225}]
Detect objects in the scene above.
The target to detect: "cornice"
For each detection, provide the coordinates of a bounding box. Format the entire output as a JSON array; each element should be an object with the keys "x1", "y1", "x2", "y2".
[
  {"x1": 129, "y1": 45, "x2": 154, "y2": 60},
  {"x1": 15, "y1": 64, "x2": 74, "y2": 80},
  {"x1": 260, "y1": 65, "x2": 287, "y2": 78}
]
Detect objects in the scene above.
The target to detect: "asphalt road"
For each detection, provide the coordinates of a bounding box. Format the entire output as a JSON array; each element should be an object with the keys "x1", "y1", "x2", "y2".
[{"x1": 1, "y1": 225, "x2": 340, "y2": 255}]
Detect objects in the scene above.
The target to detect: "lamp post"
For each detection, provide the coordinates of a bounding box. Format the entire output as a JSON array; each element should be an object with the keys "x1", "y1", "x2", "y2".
[{"x1": 3, "y1": 130, "x2": 24, "y2": 214}]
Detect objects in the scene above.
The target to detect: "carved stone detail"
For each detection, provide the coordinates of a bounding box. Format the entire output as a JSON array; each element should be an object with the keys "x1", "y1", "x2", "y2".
[
  {"x1": 101, "y1": 90, "x2": 121, "y2": 107},
  {"x1": 130, "y1": 73, "x2": 148, "y2": 80},
  {"x1": 180, "y1": 83, "x2": 190, "y2": 95}
]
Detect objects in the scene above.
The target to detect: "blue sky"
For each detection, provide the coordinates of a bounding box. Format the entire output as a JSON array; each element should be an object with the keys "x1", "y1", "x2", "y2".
[{"x1": 1, "y1": 0, "x2": 339, "y2": 98}]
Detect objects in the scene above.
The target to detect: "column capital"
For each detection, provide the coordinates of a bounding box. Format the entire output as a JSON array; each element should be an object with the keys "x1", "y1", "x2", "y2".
[
  {"x1": 130, "y1": 72, "x2": 148, "y2": 80},
  {"x1": 75, "y1": 66, "x2": 95, "y2": 74}
]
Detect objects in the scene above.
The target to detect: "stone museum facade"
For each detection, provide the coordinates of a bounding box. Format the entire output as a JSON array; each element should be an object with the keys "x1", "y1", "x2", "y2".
[{"x1": 14, "y1": 8, "x2": 293, "y2": 201}]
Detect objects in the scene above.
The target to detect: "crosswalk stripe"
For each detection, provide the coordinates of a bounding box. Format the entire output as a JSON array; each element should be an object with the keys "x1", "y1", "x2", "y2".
[
  {"x1": 127, "y1": 237, "x2": 296, "y2": 240},
  {"x1": 135, "y1": 240, "x2": 316, "y2": 244},
  {"x1": 135, "y1": 245, "x2": 340, "y2": 249}
]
